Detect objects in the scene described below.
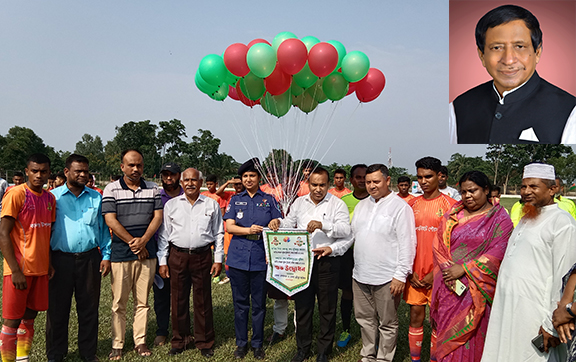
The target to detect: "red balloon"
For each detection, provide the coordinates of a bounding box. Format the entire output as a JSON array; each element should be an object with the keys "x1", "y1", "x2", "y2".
[
  {"x1": 277, "y1": 38, "x2": 308, "y2": 75},
  {"x1": 264, "y1": 64, "x2": 292, "y2": 95},
  {"x1": 224, "y1": 43, "x2": 249, "y2": 77},
  {"x1": 228, "y1": 85, "x2": 239, "y2": 101},
  {"x1": 346, "y1": 80, "x2": 359, "y2": 96},
  {"x1": 247, "y1": 38, "x2": 271, "y2": 48},
  {"x1": 308, "y1": 42, "x2": 339, "y2": 78},
  {"x1": 356, "y1": 68, "x2": 385, "y2": 103},
  {"x1": 236, "y1": 82, "x2": 259, "y2": 107}
]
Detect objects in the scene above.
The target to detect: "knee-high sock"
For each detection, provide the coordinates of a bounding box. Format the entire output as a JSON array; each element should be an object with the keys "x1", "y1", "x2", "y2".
[
  {"x1": 430, "y1": 329, "x2": 437, "y2": 362},
  {"x1": 408, "y1": 326, "x2": 424, "y2": 362},
  {"x1": 1, "y1": 326, "x2": 18, "y2": 362},
  {"x1": 340, "y1": 297, "x2": 353, "y2": 332},
  {"x1": 16, "y1": 320, "x2": 34, "y2": 362}
]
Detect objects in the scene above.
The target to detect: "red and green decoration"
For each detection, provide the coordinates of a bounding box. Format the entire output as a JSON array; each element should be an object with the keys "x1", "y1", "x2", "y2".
[{"x1": 195, "y1": 32, "x2": 386, "y2": 117}]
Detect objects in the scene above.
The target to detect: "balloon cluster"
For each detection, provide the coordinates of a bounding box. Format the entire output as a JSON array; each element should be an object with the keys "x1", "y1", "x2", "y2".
[{"x1": 195, "y1": 32, "x2": 385, "y2": 117}]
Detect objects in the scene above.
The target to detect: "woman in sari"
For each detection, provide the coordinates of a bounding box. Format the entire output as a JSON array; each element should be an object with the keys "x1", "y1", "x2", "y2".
[{"x1": 430, "y1": 170, "x2": 514, "y2": 362}]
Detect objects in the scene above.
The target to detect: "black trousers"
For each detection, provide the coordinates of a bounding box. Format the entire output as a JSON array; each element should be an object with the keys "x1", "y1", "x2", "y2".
[
  {"x1": 294, "y1": 256, "x2": 341, "y2": 355},
  {"x1": 153, "y1": 266, "x2": 171, "y2": 337},
  {"x1": 46, "y1": 248, "x2": 101, "y2": 359}
]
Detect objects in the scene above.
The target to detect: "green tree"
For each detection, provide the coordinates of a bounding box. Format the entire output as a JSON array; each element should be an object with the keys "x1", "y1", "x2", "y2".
[
  {"x1": 389, "y1": 166, "x2": 410, "y2": 185},
  {"x1": 187, "y1": 129, "x2": 221, "y2": 175},
  {"x1": 0, "y1": 126, "x2": 48, "y2": 171},
  {"x1": 447, "y1": 153, "x2": 492, "y2": 187},
  {"x1": 157, "y1": 119, "x2": 187, "y2": 165},
  {"x1": 75, "y1": 134, "x2": 106, "y2": 175}
]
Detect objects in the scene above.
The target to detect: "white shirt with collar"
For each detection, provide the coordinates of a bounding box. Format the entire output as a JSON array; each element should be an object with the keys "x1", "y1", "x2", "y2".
[
  {"x1": 280, "y1": 192, "x2": 352, "y2": 257},
  {"x1": 351, "y1": 192, "x2": 416, "y2": 285},
  {"x1": 157, "y1": 194, "x2": 224, "y2": 266}
]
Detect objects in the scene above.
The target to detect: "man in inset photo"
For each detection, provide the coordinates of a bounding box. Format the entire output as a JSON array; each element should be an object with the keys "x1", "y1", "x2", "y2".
[{"x1": 449, "y1": 3, "x2": 576, "y2": 144}]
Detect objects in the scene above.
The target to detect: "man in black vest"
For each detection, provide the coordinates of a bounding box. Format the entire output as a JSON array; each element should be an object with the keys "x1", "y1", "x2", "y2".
[{"x1": 449, "y1": 4, "x2": 576, "y2": 144}]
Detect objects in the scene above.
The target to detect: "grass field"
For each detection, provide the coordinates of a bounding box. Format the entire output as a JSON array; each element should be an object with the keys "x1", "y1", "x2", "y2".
[{"x1": 0, "y1": 197, "x2": 521, "y2": 361}]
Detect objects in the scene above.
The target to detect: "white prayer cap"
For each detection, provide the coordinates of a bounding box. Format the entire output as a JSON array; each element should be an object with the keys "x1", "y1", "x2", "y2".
[{"x1": 523, "y1": 163, "x2": 555, "y2": 180}]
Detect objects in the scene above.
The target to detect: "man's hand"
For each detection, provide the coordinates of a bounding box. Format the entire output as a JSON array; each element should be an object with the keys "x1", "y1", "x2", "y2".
[
  {"x1": 211, "y1": 263, "x2": 222, "y2": 278},
  {"x1": 48, "y1": 264, "x2": 55, "y2": 280},
  {"x1": 312, "y1": 246, "x2": 332, "y2": 259},
  {"x1": 307, "y1": 220, "x2": 322, "y2": 234},
  {"x1": 409, "y1": 273, "x2": 425, "y2": 288},
  {"x1": 100, "y1": 260, "x2": 111, "y2": 277},
  {"x1": 556, "y1": 321, "x2": 575, "y2": 344},
  {"x1": 249, "y1": 225, "x2": 264, "y2": 234},
  {"x1": 268, "y1": 219, "x2": 280, "y2": 231},
  {"x1": 539, "y1": 326, "x2": 561, "y2": 352},
  {"x1": 159, "y1": 265, "x2": 170, "y2": 279},
  {"x1": 137, "y1": 248, "x2": 149, "y2": 260},
  {"x1": 129, "y1": 237, "x2": 147, "y2": 253},
  {"x1": 390, "y1": 278, "x2": 405, "y2": 296},
  {"x1": 11, "y1": 270, "x2": 27, "y2": 290},
  {"x1": 421, "y1": 271, "x2": 434, "y2": 289}
]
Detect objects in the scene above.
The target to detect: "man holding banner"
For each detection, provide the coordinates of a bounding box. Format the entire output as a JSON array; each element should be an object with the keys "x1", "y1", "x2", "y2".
[{"x1": 269, "y1": 167, "x2": 353, "y2": 362}]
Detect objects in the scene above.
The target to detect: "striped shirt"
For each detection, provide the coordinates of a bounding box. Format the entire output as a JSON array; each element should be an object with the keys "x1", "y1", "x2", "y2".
[{"x1": 102, "y1": 177, "x2": 162, "y2": 262}]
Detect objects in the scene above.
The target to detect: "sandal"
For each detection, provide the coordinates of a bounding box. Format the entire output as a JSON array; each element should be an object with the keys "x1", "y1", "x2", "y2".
[
  {"x1": 134, "y1": 344, "x2": 152, "y2": 357},
  {"x1": 109, "y1": 348, "x2": 122, "y2": 361}
]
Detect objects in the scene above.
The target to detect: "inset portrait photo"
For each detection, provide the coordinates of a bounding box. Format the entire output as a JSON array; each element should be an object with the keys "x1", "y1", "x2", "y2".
[{"x1": 449, "y1": 1, "x2": 576, "y2": 144}]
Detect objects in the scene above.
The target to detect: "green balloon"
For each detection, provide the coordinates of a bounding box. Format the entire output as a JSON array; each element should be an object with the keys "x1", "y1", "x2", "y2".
[
  {"x1": 239, "y1": 72, "x2": 265, "y2": 100},
  {"x1": 247, "y1": 43, "x2": 277, "y2": 78},
  {"x1": 272, "y1": 31, "x2": 298, "y2": 52},
  {"x1": 341, "y1": 51, "x2": 370, "y2": 82},
  {"x1": 291, "y1": 82, "x2": 304, "y2": 96},
  {"x1": 293, "y1": 63, "x2": 318, "y2": 89},
  {"x1": 293, "y1": 91, "x2": 318, "y2": 113},
  {"x1": 300, "y1": 36, "x2": 320, "y2": 52},
  {"x1": 195, "y1": 70, "x2": 219, "y2": 95},
  {"x1": 199, "y1": 54, "x2": 227, "y2": 86},
  {"x1": 322, "y1": 73, "x2": 349, "y2": 101},
  {"x1": 262, "y1": 89, "x2": 292, "y2": 118},
  {"x1": 327, "y1": 40, "x2": 346, "y2": 69},
  {"x1": 208, "y1": 83, "x2": 229, "y2": 101},
  {"x1": 306, "y1": 79, "x2": 327, "y2": 103},
  {"x1": 225, "y1": 69, "x2": 239, "y2": 87}
]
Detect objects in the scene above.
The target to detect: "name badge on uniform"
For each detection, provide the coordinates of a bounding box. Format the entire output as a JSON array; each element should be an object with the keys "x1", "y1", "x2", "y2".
[
  {"x1": 235, "y1": 201, "x2": 247, "y2": 205},
  {"x1": 237, "y1": 209, "x2": 244, "y2": 219}
]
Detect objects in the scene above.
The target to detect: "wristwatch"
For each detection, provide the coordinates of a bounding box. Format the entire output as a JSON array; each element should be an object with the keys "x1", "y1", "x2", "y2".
[{"x1": 566, "y1": 302, "x2": 576, "y2": 318}]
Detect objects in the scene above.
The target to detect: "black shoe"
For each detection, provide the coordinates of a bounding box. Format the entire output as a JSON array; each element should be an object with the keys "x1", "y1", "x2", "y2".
[
  {"x1": 291, "y1": 349, "x2": 310, "y2": 362},
  {"x1": 253, "y1": 347, "x2": 265, "y2": 360},
  {"x1": 316, "y1": 353, "x2": 329, "y2": 362},
  {"x1": 267, "y1": 331, "x2": 285, "y2": 345},
  {"x1": 201, "y1": 348, "x2": 214, "y2": 358},
  {"x1": 82, "y1": 356, "x2": 100, "y2": 362},
  {"x1": 234, "y1": 346, "x2": 248, "y2": 359},
  {"x1": 168, "y1": 347, "x2": 185, "y2": 356}
]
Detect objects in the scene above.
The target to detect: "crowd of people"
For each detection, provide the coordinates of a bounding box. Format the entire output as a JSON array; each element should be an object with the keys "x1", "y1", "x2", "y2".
[{"x1": 1, "y1": 150, "x2": 576, "y2": 362}]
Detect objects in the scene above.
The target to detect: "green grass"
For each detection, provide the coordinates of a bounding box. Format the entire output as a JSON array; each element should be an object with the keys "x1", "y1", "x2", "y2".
[{"x1": 0, "y1": 263, "x2": 432, "y2": 362}]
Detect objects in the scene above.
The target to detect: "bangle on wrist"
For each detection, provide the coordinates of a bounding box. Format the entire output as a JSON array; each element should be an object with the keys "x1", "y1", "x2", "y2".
[{"x1": 566, "y1": 302, "x2": 576, "y2": 318}]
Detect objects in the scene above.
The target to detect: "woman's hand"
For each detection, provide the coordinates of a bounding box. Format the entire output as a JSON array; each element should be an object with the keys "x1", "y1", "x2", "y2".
[{"x1": 442, "y1": 262, "x2": 465, "y2": 282}]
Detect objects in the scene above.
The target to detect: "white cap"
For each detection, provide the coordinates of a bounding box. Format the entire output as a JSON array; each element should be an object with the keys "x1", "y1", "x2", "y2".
[{"x1": 523, "y1": 163, "x2": 555, "y2": 180}]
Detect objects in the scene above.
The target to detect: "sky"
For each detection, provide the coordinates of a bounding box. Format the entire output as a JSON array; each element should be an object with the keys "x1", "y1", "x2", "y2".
[{"x1": 0, "y1": 0, "x2": 489, "y2": 172}]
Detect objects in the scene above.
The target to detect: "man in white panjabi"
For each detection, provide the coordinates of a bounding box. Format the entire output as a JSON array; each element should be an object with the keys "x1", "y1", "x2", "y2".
[{"x1": 481, "y1": 163, "x2": 576, "y2": 362}]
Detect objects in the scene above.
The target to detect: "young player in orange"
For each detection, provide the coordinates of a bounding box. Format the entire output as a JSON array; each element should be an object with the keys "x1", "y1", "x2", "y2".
[
  {"x1": 201, "y1": 174, "x2": 226, "y2": 215},
  {"x1": 0, "y1": 154, "x2": 56, "y2": 362},
  {"x1": 397, "y1": 175, "x2": 415, "y2": 202},
  {"x1": 328, "y1": 168, "x2": 352, "y2": 198},
  {"x1": 260, "y1": 171, "x2": 283, "y2": 202},
  {"x1": 405, "y1": 157, "x2": 457, "y2": 362}
]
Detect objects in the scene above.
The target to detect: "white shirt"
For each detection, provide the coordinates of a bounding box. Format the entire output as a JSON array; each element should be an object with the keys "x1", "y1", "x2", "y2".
[
  {"x1": 481, "y1": 204, "x2": 576, "y2": 362},
  {"x1": 439, "y1": 186, "x2": 461, "y2": 201},
  {"x1": 351, "y1": 192, "x2": 416, "y2": 285},
  {"x1": 280, "y1": 193, "x2": 352, "y2": 257},
  {"x1": 157, "y1": 194, "x2": 224, "y2": 266}
]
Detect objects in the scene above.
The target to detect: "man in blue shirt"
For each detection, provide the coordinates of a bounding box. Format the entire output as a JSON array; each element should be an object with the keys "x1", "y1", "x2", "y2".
[
  {"x1": 46, "y1": 154, "x2": 111, "y2": 362},
  {"x1": 224, "y1": 158, "x2": 282, "y2": 360}
]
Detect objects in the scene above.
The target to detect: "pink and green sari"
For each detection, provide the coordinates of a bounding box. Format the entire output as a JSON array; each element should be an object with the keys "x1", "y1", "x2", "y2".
[{"x1": 430, "y1": 202, "x2": 513, "y2": 362}]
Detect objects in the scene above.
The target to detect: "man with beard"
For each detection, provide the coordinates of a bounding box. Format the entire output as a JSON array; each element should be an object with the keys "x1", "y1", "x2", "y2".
[
  {"x1": 481, "y1": 163, "x2": 576, "y2": 361},
  {"x1": 338, "y1": 164, "x2": 368, "y2": 348},
  {"x1": 152, "y1": 162, "x2": 183, "y2": 347},
  {"x1": 158, "y1": 168, "x2": 223, "y2": 358},
  {"x1": 269, "y1": 167, "x2": 353, "y2": 362},
  {"x1": 46, "y1": 154, "x2": 111, "y2": 362},
  {"x1": 102, "y1": 149, "x2": 163, "y2": 359}
]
